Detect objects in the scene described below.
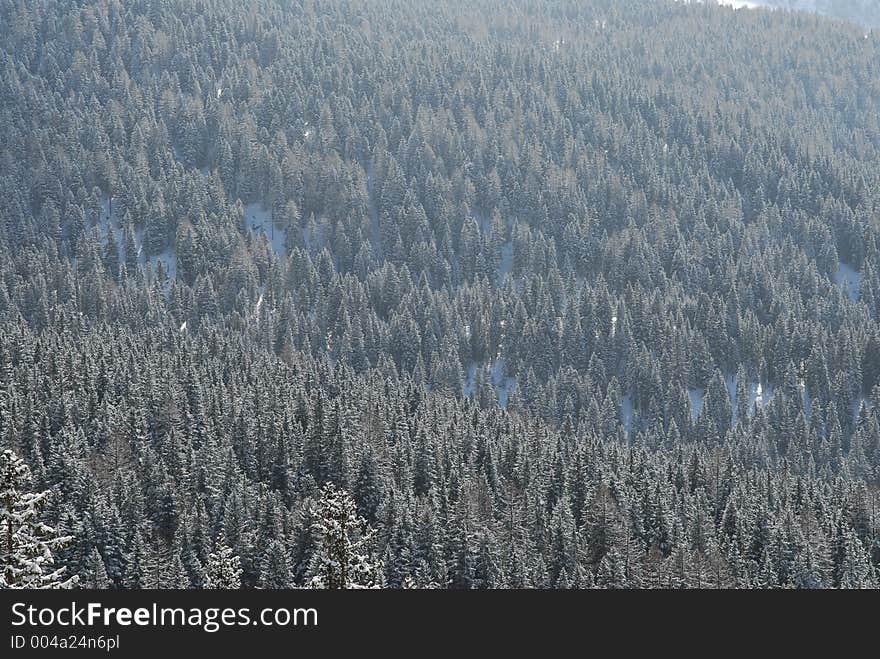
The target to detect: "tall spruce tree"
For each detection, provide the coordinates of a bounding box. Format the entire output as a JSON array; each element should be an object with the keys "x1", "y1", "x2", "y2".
[{"x1": 1, "y1": 450, "x2": 77, "y2": 588}]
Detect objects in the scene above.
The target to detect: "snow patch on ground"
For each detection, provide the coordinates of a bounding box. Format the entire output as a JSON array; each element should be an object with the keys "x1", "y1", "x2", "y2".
[
  {"x1": 148, "y1": 248, "x2": 177, "y2": 281},
  {"x1": 799, "y1": 377, "x2": 812, "y2": 420},
  {"x1": 629, "y1": 369, "x2": 868, "y2": 436},
  {"x1": 463, "y1": 363, "x2": 478, "y2": 398},
  {"x1": 836, "y1": 262, "x2": 861, "y2": 301},
  {"x1": 244, "y1": 203, "x2": 286, "y2": 259},
  {"x1": 96, "y1": 196, "x2": 124, "y2": 264},
  {"x1": 498, "y1": 241, "x2": 514, "y2": 287},
  {"x1": 462, "y1": 360, "x2": 518, "y2": 407},
  {"x1": 303, "y1": 223, "x2": 324, "y2": 253},
  {"x1": 853, "y1": 397, "x2": 873, "y2": 422},
  {"x1": 749, "y1": 381, "x2": 775, "y2": 411},
  {"x1": 366, "y1": 164, "x2": 383, "y2": 259},
  {"x1": 490, "y1": 358, "x2": 517, "y2": 408},
  {"x1": 725, "y1": 374, "x2": 739, "y2": 424},
  {"x1": 621, "y1": 394, "x2": 634, "y2": 436},
  {"x1": 688, "y1": 387, "x2": 705, "y2": 420},
  {"x1": 692, "y1": 374, "x2": 770, "y2": 425},
  {"x1": 473, "y1": 211, "x2": 490, "y2": 235},
  {"x1": 96, "y1": 196, "x2": 174, "y2": 283}
]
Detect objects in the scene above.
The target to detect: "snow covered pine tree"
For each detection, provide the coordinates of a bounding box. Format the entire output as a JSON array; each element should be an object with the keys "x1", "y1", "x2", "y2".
[
  {"x1": 0, "y1": 449, "x2": 77, "y2": 588},
  {"x1": 308, "y1": 483, "x2": 383, "y2": 589},
  {"x1": 203, "y1": 532, "x2": 243, "y2": 589}
]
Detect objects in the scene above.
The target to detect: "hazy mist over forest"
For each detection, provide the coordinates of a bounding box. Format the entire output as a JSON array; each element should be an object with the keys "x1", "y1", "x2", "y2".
[{"x1": 697, "y1": 0, "x2": 880, "y2": 27}]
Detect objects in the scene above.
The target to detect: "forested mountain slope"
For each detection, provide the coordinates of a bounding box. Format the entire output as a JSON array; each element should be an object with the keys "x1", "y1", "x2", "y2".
[
  {"x1": 0, "y1": 0, "x2": 878, "y2": 588},
  {"x1": 738, "y1": 0, "x2": 880, "y2": 28}
]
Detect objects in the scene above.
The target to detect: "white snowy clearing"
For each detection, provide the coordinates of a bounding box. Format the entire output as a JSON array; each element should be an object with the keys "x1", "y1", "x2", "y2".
[
  {"x1": 491, "y1": 359, "x2": 518, "y2": 408},
  {"x1": 836, "y1": 261, "x2": 861, "y2": 301},
  {"x1": 243, "y1": 202, "x2": 286, "y2": 259},
  {"x1": 498, "y1": 241, "x2": 514, "y2": 287},
  {"x1": 621, "y1": 394, "x2": 634, "y2": 435},
  {"x1": 686, "y1": 378, "x2": 776, "y2": 422},
  {"x1": 641, "y1": 372, "x2": 868, "y2": 440},
  {"x1": 150, "y1": 247, "x2": 177, "y2": 281},
  {"x1": 688, "y1": 387, "x2": 706, "y2": 418},
  {"x1": 463, "y1": 360, "x2": 518, "y2": 408},
  {"x1": 95, "y1": 196, "x2": 176, "y2": 282},
  {"x1": 96, "y1": 196, "x2": 125, "y2": 263}
]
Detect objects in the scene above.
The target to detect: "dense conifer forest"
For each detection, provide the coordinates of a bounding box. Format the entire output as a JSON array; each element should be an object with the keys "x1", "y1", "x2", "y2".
[{"x1": 0, "y1": 0, "x2": 878, "y2": 588}]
